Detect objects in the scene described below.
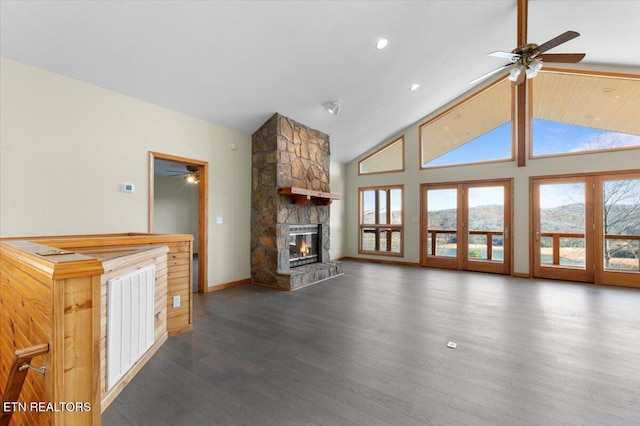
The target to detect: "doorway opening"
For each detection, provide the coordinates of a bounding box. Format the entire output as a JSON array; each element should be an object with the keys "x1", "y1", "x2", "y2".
[{"x1": 149, "y1": 151, "x2": 209, "y2": 293}]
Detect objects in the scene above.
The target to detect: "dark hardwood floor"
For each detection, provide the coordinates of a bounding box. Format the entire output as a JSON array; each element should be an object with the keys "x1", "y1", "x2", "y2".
[{"x1": 103, "y1": 261, "x2": 640, "y2": 425}]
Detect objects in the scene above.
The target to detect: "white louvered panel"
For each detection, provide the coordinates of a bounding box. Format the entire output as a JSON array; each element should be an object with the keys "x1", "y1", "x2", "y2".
[{"x1": 107, "y1": 264, "x2": 155, "y2": 390}]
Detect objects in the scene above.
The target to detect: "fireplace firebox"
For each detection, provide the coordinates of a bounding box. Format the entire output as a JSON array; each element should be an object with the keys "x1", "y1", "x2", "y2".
[{"x1": 289, "y1": 224, "x2": 320, "y2": 268}]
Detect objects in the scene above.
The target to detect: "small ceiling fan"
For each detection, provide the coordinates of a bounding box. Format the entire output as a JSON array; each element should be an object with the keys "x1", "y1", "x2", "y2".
[
  {"x1": 167, "y1": 165, "x2": 200, "y2": 184},
  {"x1": 470, "y1": 30, "x2": 585, "y2": 86}
]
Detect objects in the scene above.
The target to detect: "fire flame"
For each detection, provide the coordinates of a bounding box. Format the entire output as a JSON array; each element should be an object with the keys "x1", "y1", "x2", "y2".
[{"x1": 299, "y1": 239, "x2": 310, "y2": 257}]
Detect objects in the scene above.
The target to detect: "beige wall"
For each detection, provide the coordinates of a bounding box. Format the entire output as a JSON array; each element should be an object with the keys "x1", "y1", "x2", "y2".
[
  {"x1": 153, "y1": 175, "x2": 199, "y2": 251},
  {"x1": 0, "y1": 57, "x2": 252, "y2": 287},
  {"x1": 329, "y1": 160, "x2": 346, "y2": 259},
  {"x1": 345, "y1": 67, "x2": 640, "y2": 275}
]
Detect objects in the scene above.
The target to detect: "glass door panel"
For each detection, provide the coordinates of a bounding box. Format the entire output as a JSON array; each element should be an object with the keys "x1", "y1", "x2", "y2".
[
  {"x1": 467, "y1": 186, "x2": 504, "y2": 262},
  {"x1": 539, "y1": 183, "x2": 586, "y2": 268},
  {"x1": 533, "y1": 178, "x2": 593, "y2": 282},
  {"x1": 597, "y1": 175, "x2": 640, "y2": 287},
  {"x1": 464, "y1": 184, "x2": 510, "y2": 274},
  {"x1": 602, "y1": 178, "x2": 640, "y2": 271},
  {"x1": 424, "y1": 187, "x2": 460, "y2": 269},
  {"x1": 426, "y1": 188, "x2": 458, "y2": 257}
]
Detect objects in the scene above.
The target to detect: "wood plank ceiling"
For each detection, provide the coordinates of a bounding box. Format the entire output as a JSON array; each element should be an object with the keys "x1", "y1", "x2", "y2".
[{"x1": 533, "y1": 72, "x2": 640, "y2": 136}]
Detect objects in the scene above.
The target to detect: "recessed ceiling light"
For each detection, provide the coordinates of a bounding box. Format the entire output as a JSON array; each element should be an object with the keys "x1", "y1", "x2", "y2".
[
  {"x1": 376, "y1": 39, "x2": 388, "y2": 50},
  {"x1": 410, "y1": 83, "x2": 421, "y2": 91}
]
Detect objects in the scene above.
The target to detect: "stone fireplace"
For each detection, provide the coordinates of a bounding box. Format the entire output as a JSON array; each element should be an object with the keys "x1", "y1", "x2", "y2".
[{"x1": 251, "y1": 113, "x2": 342, "y2": 290}]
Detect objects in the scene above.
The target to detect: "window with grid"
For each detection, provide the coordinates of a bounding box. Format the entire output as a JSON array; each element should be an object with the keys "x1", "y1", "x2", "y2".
[{"x1": 359, "y1": 186, "x2": 403, "y2": 255}]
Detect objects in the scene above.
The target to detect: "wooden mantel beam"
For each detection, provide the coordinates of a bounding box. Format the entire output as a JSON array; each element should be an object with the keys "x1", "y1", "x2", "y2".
[{"x1": 278, "y1": 187, "x2": 343, "y2": 205}]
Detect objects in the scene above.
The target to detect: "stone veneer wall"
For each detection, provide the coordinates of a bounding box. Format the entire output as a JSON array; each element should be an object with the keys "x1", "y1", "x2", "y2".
[{"x1": 251, "y1": 113, "x2": 342, "y2": 290}]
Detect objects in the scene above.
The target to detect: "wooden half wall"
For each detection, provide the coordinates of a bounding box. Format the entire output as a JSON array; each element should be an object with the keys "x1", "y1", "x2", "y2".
[{"x1": 2, "y1": 233, "x2": 194, "y2": 337}]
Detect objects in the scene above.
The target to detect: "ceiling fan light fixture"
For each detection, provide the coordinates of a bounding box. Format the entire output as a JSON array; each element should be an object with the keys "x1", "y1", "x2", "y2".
[
  {"x1": 323, "y1": 100, "x2": 341, "y2": 116},
  {"x1": 525, "y1": 60, "x2": 543, "y2": 79},
  {"x1": 184, "y1": 171, "x2": 199, "y2": 184},
  {"x1": 508, "y1": 66, "x2": 522, "y2": 82}
]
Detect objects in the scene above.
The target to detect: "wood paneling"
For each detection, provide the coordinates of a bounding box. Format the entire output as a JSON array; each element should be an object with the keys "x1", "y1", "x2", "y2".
[
  {"x1": 420, "y1": 79, "x2": 512, "y2": 165},
  {"x1": 533, "y1": 72, "x2": 640, "y2": 136}
]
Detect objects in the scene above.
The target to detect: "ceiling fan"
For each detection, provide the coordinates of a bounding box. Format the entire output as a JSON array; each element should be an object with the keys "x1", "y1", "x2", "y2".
[
  {"x1": 167, "y1": 165, "x2": 200, "y2": 184},
  {"x1": 470, "y1": 30, "x2": 585, "y2": 86}
]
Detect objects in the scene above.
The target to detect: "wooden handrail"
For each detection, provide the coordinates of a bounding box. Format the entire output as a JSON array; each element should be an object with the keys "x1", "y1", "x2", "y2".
[
  {"x1": 0, "y1": 343, "x2": 49, "y2": 426},
  {"x1": 426, "y1": 229, "x2": 505, "y2": 260}
]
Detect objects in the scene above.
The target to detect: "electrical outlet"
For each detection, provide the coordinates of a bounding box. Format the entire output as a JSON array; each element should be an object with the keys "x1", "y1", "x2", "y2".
[{"x1": 172, "y1": 295, "x2": 180, "y2": 308}]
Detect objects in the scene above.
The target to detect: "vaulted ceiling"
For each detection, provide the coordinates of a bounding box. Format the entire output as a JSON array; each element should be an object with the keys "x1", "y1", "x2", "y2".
[{"x1": 1, "y1": 1, "x2": 638, "y2": 163}]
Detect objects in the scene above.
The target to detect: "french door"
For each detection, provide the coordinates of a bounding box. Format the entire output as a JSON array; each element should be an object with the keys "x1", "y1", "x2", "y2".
[
  {"x1": 532, "y1": 172, "x2": 640, "y2": 287},
  {"x1": 421, "y1": 180, "x2": 512, "y2": 274},
  {"x1": 532, "y1": 176, "x2": 594, "y2": 282}
]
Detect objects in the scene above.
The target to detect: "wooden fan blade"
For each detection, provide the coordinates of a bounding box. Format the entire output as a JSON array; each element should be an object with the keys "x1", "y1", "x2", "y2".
[
  {"x1": 541, "y1": 53, "x2": 585, "y2": 63},
  {"x1": 469, "y1": 63, "x2": 513, "y2": 85},
  {"x1": 488, "y1": 51, "x2": 520, "y2": 62},
  {"x1": 537, "y1": 30, "x2": 580, "y2": 53}
]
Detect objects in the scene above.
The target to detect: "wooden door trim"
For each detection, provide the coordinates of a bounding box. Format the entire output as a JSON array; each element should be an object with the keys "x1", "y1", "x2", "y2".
[{"x1": 149, "y1": 151, "x2": 209, "y2": 293}]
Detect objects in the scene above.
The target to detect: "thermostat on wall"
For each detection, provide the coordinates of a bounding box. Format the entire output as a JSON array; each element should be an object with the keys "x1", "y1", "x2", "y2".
[{"x1": 121, "y1": 183, "x2": 135, "y2": 193}]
